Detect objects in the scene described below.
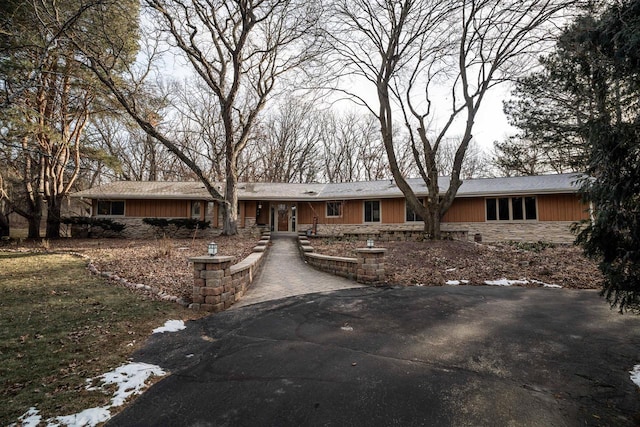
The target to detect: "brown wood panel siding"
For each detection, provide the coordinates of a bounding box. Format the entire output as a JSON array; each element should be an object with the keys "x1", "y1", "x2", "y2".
[
  {"x1": 213, "y1": 203, "x2": 219, "y2": 228},
  {"x1": 382, "y1": 198, "x2": 406, "y2": 224},
  {"x1": 442, "y1": 198, "x2": 485, "y2": 223},
  {"x1": 538, "y1": 194, "x2": 589, "y2": 222},
  {"x1": 125, "y1": 199, "x2": 190, "y2": 218},
  {"x1": 298, "y1": 200, "x2": 364, "y2": 224},
  {"x1": 239, "y1": 201, "x2": 245, "y2": 227},
  {"x1": 297, "y1": 202, "x2": 316, "y2": 223},
  {"x1": 245, "y1": 201, "x2": 257, "y2": 218}
]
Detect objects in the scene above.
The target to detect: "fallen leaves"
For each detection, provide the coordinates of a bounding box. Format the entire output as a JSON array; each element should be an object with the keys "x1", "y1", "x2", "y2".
[{"x1": 312, "y1": 239, "x2": 603, "y2": 289}]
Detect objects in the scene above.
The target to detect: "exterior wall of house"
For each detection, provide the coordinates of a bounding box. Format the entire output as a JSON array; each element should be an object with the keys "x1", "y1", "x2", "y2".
[
  {"x1": 84, "y1": 192, "x2": 588, "y2": 242},
  {"x1": 294, "y1": 193, "x2": 587, "y2": 243},
  {"x1": 441, "y1": 221, "x2": 579, "y2": 243},
  {"x1": 442, "y1": 198, "x2": 486, "y2": 222},
  {"x1": 298, "y1": 221, "x2": 578, "y2": 243},
  {"x1": 92, "y1": 199, "x2": 191, "y2": 218},
  {"x1": 538, "y1": 194, "x2": 589, "y2": 221}
]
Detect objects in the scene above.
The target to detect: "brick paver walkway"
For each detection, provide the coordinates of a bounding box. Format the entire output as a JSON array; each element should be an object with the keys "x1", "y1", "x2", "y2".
[{"x1": 233, "y1": 234, "x2": 365, "y2": 308}]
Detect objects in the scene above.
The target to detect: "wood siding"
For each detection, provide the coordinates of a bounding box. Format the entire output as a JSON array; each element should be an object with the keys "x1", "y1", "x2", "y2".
[
  {"x1": 442, "y1": 198, "x2": 486, "y2": 223},
  {"x1": 538, "y1": 194, "x2": 589, "y2": 222},
  {"x1": 124, "y1": 199, "x2": 190, "y2": 218},
  {"x1": 298, "y1": 200, "x2": 364, "y2": 224},
  {"x1": 381, "y1": 198, "x2": 405, "y2": 224}
]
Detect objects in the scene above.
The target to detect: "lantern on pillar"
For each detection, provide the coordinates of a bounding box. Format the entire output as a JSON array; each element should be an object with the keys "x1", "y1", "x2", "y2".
[{"x1": 208, "y1": 242, "x2": 218, "y2": 256}]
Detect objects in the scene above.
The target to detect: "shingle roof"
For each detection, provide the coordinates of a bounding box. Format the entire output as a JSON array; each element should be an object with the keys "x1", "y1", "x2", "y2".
[{"x1": 72, "y1": 173, "x2": 584, "y2": 201}]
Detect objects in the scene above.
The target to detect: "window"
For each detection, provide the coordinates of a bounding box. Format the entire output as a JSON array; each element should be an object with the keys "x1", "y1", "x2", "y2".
[
  {"x1": 326, "y1": 201, "x2": 342, "y2": 218},
  {"x1": 406, "y1": 198, "x2": 424, "y2": 222},
  {"x1": 364, "y1": 200, "x2": 380, "y2": 222},
  {"x1": 97, "y1": 200, "x2": 124, "y2": 216},
  {"x1": 191, "y1": 201, "x2": 201, "y2": 218},
  {"x1": 486, "y1": 197, "x2": 537, "y2": 221}
]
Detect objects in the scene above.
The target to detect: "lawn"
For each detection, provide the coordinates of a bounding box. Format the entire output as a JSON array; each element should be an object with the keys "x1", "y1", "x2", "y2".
[{"x1": 0, "y1": 251, "x2": 202, "y2": 426}]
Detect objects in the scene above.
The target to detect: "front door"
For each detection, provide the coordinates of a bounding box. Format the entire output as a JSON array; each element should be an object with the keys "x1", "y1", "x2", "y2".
[{"x1": 277, "y1": 204, "x2": 289, "y2": 231}]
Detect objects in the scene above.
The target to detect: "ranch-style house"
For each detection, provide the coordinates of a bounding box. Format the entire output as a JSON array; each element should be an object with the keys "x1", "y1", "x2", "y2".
[{"x1": 71, "y1": 173, "x2": 589, "y2": 243}]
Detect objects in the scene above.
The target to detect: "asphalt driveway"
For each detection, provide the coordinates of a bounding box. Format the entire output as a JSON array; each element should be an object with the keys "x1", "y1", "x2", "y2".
[{"x1": 109, "y1": 286, "x2": 640, "y2": 426}]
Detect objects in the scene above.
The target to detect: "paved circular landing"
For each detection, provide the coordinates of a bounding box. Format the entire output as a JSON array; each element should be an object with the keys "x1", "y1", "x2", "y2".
[{"x1": 110, "y1": 286, "x2": 640, "y2": 426}]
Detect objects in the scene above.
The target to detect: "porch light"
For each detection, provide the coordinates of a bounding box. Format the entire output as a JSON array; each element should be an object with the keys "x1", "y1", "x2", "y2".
[
  {"x1": 366, "y1": 239, "x2": 374, "y2": 248},
  {"x1": 208, "y1": 242, "x2": 218, "y2": 257}
]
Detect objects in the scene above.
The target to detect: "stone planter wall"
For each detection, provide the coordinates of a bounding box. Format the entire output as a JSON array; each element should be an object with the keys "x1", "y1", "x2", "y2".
[
  {"x1": 298, "y1": 234, "x2": 387, "y2": 285},
  {"x1": 189, "y1": 232, "x2": 270, "y2": 312}
]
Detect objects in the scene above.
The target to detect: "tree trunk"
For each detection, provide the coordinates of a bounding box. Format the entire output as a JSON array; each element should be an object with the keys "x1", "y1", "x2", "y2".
[
  {"x1": 222, "y1": 174, "x2": 238, "y2": 236},
  {"x1": 0, "y1": 211, "x2": 9, "y2": 237},
  {"x1": 46, "y1": 195, "x2": 63, "y2": 238},
  {"x1": 27, "y1": 213, "x2": 42, "y2": 239}
]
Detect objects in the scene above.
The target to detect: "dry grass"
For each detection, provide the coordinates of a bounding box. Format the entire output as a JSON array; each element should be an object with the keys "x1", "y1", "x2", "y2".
[
  {"x1": 2, "y1": 236, "x2": 258, "y2": 303},
  {"x1": 0, "y1": 251, "x2": 204, "y2": 426}
]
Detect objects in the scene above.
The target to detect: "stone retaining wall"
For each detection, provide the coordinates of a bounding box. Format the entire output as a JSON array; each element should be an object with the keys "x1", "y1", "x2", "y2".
[
  {"x1": 298, "y1": 234, "x2": 386, "y2": 285},
  {"x1": 304, "y1": 253, "x2": 357, "y2": 280},
  {"x1": 299, "y1": 221, "x2": 578, "y2": 243},
  {"x1": 189, "y1": 232, "x2": 270, "y2": 312}
]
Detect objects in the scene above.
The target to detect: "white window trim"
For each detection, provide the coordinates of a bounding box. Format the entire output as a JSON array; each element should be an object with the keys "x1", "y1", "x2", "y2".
[{"x1": 326, "y1": 201, "x2": 343, "y2": 218}]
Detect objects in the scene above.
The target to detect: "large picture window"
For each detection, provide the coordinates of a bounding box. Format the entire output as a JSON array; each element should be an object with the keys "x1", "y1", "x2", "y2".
[
  {"x1": 486, "y1": 197, "x2": 537, "y2": 221},
  {"x1": 406, "y1": 198, "x2": 424, "y2": 222},
  {"x1": 364, "y1": 200, "x2": 380, "y2": 222},
  {"x1": 326, "y1": 201, "x2": 342, "y2": 218},
  {"x1": 97, "y1": 200, "x2": 125, "y2": 216}
]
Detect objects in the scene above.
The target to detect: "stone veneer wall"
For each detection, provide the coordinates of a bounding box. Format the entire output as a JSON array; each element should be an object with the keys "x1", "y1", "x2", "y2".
[
  {"x1": 440, "y1": 221, "x2": 578, "y2": 244},
  {"x1": 299, "y1": 221, "x2": 578, "y2": 244},
  {"x1": 78, "y1": 217, "x2": 263, "y2": 239},
  {"x1": 190, "y1": 233, "x2": 270, "y2": 312}
]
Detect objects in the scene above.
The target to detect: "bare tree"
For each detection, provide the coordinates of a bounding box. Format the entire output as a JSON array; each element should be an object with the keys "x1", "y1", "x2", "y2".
[
  {"x1": 330, "y1": 0, "x2": 575, "y2": 238},
  {"x1": 317, "y1": 110, "x2": 389, "y2": 182},
  {"x1": 244, "y1": 98, "x2": 322, "y2": 183},
  {"x1": 63, "y1": 0, "x2": 325, "y2": 234}
]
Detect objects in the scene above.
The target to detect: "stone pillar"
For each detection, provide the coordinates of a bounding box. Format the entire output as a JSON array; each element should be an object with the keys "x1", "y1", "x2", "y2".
[
  {"x1": 189, "y1": 255, "x2": 235, "y2": 312},
  {"x1": 356, "y1": 248, "x2": 387, "y2": 285}
]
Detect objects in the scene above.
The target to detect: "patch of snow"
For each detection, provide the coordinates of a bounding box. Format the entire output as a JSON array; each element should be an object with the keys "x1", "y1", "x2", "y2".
[
  {"x1": 445, "y1": 268, "x2": 457, "y2": 272},
  {"x1": 53, "y1": 407, "x2": 111, "y2": 427},
  {"x1": 341, "y1": 326, "x2": 354, "y2": 332},
  {"x1": 446, "y1": 280, "x2": 469, "y2": 286},
  {"x1": 91, "y1": 362, "x2": 166, "y2": 407},
  {"x1": 484, "y1": 278, "x2": 529, "y2": 286},
  {"x1": 152, "y1": 319, "x2": 186, "y2": 334},
  {"x1": 13, "y1": 407, "x2": 41, "y2": 427},
  {"x1": 186, "y1": 353, "x2": 194, "y2": 358},
  {"x1": 630, "y1": 365, "x2": 640, "y2": 388},
  {"x1": 14, "y1": 362, "x2": 166, "y2": 427},
  {"x1": 530, "y1": 279, "x2": 562, "y2": 288}
]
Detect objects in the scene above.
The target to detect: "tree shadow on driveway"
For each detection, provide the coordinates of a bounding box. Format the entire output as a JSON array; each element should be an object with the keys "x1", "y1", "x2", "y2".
[{"x1": 112, "y1": 286, "x2": 640, "y2": 426}]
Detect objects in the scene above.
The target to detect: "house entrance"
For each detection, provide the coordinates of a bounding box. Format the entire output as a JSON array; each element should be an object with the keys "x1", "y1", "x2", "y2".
[{"x1": 271, "y1": 203, "x2": 297, "y2": 232}]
